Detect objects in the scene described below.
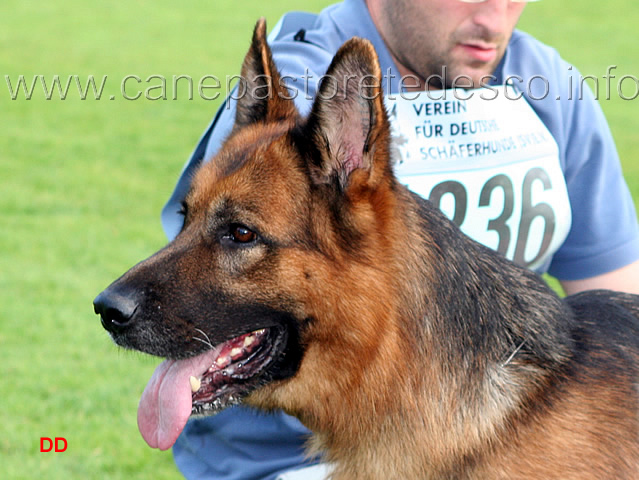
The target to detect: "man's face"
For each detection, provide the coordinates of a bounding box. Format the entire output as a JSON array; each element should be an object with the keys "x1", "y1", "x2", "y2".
[{"x1": 369, "y1": 0, "x2": 527, "y2": 89}]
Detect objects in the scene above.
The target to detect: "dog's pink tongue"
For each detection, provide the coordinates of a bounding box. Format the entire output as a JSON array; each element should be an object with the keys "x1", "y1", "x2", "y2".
[{"x1": 137, "y1": 352, "x2": 218, "y2": 450}]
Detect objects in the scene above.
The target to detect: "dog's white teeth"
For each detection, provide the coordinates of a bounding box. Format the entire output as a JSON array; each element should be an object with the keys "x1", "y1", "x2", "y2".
[
  {"x1": 215, "y1": 356, "x2": 230, "y2": 368},
  {"x1": 244, "y1": 335, "x2": 256, "y2": 348},
  {"x1": 230, "y1": 347, "x2": 243, "y2": 359},
  {"x1": 189, "y1": 376, "x2": 201, "y2": 393},
  {"x1": 255, "y1": 328, "x2": 266, "y2": 336}
]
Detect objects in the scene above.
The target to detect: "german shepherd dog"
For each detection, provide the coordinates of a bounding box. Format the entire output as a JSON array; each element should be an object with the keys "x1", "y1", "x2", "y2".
[{"x1": 94, "y1": 19, "x2": 639, "y2": 479}]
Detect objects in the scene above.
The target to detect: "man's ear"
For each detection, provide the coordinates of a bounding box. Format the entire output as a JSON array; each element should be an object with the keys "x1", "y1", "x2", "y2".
[
  {"x1": 304, "y1": 37, "x2": 392, "y2": 191},
  {"x1": 233, "y1": 18, "x2": 298, "y2": 133}
]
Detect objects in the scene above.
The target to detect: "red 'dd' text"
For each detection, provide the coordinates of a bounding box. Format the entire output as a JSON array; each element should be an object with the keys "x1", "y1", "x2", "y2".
[{"x1": 40, "y1": 437, "x2": 67, "y2": 452}]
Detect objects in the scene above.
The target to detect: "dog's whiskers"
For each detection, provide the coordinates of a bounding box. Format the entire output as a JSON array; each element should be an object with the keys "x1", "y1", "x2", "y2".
[
  {"x1": 501, "y1": 338, "x2": 527, "y2": 367},
  {"x1": 193, "y1": 328, "x2": 215, "y2": 349}
]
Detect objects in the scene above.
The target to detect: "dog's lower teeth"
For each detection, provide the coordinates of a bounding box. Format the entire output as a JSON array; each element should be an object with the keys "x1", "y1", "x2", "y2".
[{"x1": 189, "y1": 375, "x2": 201, "y2": 393}]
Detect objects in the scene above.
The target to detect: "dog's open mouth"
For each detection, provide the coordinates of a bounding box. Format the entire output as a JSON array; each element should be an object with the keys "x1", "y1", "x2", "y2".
[
  {"x1": 137, "y1": 326, "x2": 288, "y2": 451},
  {"x1": 190, "y1": 327, "x2": 286, "y2": 414}
]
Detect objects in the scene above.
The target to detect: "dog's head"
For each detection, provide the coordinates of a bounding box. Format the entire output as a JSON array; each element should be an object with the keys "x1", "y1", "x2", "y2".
[{"x1": 94, "y1": 19, "x2": 404, "y2": 449}]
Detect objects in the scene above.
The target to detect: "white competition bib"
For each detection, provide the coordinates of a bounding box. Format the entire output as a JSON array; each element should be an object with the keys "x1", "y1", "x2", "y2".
[{"x1": 387, "y1": 86, "x2": 571, "y2": 271}]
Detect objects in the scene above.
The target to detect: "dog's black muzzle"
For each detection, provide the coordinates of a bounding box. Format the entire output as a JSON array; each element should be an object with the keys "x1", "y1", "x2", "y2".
[{"x1": 93, "y1": 287, "x2": 139, "y2": 334}]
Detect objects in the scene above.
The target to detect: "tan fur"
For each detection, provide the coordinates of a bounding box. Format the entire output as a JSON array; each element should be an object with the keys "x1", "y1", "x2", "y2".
[
  {"x1": 238, "y1": 21, "x2": 639, "y2": 479},
  {"x1": 97, "y1": 19, "x2": 639, "y2": 479}
]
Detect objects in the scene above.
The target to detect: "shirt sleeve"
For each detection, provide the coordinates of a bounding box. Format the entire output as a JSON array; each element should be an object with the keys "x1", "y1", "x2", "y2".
[
  {"x1": 505, "y1": 32, "x2": 639, "y2": 281},
  {"x1": 546, "y1": 60, "x2": 639, "y2": 280}
]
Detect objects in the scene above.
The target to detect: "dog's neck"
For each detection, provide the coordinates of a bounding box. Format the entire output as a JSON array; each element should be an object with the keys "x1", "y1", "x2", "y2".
[{"x1": 296, "y1": 188, "x2": 575, "y2": 479}]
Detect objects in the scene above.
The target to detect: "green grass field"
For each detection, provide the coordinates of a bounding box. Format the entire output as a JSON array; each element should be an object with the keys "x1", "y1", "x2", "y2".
[{"x1": 1, "y1": 1, "x2": 637, "y2": 478}]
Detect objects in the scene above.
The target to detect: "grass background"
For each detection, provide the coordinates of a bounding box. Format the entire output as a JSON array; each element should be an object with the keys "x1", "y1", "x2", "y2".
[{"x1": 1, "y1": 0, "x2": 637, "y2": 478}]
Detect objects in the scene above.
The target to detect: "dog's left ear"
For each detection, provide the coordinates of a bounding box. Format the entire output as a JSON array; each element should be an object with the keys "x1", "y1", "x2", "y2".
[
  {"x1": 305, "y1": 38, "x2": 392, "y2": 190},
  {"x1": 232, "y1": 18, "x2": 298, "y2": 133}
]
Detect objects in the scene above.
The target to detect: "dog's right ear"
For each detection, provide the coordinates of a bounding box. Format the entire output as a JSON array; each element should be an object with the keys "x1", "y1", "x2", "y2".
[
  {"x1": 304, "y1": 38, "x2": 392, "y2": 192},
  {"x1": 232, "y1": 18, "x2": 298, "y2": 133}
]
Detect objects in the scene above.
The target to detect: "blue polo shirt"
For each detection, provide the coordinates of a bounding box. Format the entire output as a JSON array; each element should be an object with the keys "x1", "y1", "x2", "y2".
[{"x1": 162, "y1": 1, "x2": 639, "y2": 478}]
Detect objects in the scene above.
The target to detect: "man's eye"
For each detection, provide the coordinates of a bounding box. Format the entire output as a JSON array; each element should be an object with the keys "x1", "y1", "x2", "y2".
[{"x1": 228, "y1": 224, "x2": 257, "y2": 244}]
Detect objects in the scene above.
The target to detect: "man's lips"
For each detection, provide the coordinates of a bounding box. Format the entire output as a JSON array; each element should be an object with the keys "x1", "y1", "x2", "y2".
[{"x1": 458, "y1": 43, "x2": 498, "y2": 63}]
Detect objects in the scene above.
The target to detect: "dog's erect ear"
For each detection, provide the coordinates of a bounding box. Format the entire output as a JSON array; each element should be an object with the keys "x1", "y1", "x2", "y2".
[
  {"x1": 305, "y1": 38, "x2": 391, "y2": 190},
  {"x1": 232, "y1": 18, "x2": 298, "y2": 133}
]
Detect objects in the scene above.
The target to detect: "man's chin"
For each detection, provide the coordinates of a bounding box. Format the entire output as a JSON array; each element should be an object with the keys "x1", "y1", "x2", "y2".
[{"x1": 441, "y1": 62, "x2": 502, "y2": 90}]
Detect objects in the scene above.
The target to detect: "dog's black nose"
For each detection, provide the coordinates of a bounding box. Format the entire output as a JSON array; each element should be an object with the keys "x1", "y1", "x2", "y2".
[{"x1": 93, "y1": 289, "x2": 138, "y2": 333}]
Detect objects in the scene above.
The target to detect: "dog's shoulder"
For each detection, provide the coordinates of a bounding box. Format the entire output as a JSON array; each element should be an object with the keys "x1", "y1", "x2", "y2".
[{"x1": 564, "y1": 290, "x2": 639, "y2": 367}]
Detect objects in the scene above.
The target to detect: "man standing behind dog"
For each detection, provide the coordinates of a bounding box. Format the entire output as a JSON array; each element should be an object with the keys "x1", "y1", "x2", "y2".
[{"x1": 160, "y1": 0, "x2": 639, "y2": 478}]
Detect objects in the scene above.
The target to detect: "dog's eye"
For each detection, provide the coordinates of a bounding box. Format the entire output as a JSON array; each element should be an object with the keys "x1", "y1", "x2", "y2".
[{"x1": 227, "y1": 224, "x2": 257, "y2": 244}]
